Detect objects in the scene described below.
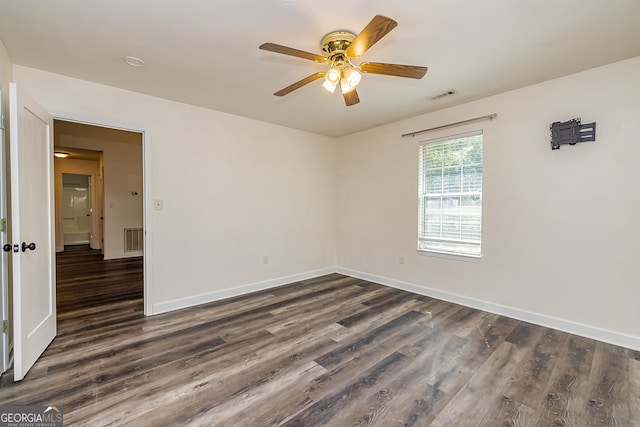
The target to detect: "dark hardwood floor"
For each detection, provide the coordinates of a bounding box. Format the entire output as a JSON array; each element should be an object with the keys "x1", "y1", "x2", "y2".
[
  {"x1": 56, "y1": 244, "x2": 143, "y2": 313},
  {"x1": 1, "y1": 248, "x2": 638, "y2": 425}
]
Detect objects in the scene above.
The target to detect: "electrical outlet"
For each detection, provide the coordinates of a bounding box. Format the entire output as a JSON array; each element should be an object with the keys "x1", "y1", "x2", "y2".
[
  {"x1": 262, "y1": 255, "x2": 269, "y2": 265},
  {"x1": 399, "y1": 256, "x2": 405, "y2": 265}
]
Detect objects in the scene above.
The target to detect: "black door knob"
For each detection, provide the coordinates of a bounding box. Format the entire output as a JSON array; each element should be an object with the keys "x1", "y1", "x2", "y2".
[
  {"x1": 21, "y1": 242, "x2": 36, "y2": 252},
  {"x1": 2, "y1": 244, "x2": 11, "y2": 252}
]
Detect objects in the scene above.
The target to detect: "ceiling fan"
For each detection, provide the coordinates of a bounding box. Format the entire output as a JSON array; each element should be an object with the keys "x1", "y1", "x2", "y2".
[{"x1": 259, "y1": 15, "x2": 428, "y2": 106}]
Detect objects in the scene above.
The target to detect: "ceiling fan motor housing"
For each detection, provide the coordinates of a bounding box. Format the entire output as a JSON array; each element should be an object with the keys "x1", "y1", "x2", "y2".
[{"x1": 321, "y1": 31, "x2": 356, "y2": 62}]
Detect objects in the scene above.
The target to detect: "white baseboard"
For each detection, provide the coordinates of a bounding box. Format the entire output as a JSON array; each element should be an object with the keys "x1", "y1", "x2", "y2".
[
  {"x1": 335, "y1": 267, "x2": 640, "y2": 352},
  {"x1": 148, "y1": 265, "x2": 639, "y2": 351},
  {"x1": 152, "y1": 267, "x2": 336, "y2": 315}
]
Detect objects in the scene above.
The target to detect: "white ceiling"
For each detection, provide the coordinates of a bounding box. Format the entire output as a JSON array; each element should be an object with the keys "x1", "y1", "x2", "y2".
[{"x1": 1, "y1": 1, "x2": 639, "y2": 137}]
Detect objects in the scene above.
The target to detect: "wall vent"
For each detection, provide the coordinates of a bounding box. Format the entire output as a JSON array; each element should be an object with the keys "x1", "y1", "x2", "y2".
[{"x1": 124, "y1": 227, "x2": 143, "y2": 252}]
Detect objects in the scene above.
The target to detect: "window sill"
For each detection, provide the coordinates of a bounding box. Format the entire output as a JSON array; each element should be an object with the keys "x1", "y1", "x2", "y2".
[{"x1": 417, "y1": 249, "x2": 481, "y2": 263}]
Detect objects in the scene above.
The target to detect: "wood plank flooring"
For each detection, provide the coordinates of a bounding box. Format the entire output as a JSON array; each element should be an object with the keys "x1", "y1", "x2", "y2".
[
  {"x1": 56, "y1": 245, "x2": 143, "y2": 313},
  {"x1": 1, "y1": 248, "x2": 638, "y2": 426}
]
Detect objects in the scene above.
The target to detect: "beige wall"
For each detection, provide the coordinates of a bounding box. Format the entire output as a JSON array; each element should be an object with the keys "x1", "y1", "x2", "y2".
[
  {"x1": 10, "y1": 53, "x2": 640, "y2": 348},
  {"x1": 12, "y1": 65, "x2": 338, "y2": 312},
  {"x1": 0, "y1": 38, "x2": 11, "y2": 88},
  {"x1": 337, "y1": 56, "x2": 640, "y2": 344},
  {"x1": 55, "y1": 136, "x2": 143, "y2": 259}
]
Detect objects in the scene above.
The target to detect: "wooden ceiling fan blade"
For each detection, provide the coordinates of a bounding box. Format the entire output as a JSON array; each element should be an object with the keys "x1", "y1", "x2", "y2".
[
  {"x1": 274, "y1": 72, "x2": 325, "y2": 96},
  {"x1": 342, "y1": 88, "x2": 360, "y2": 106},
  {"x1": 345, "y1": 15, "x2": 398, "y2": 59},
  {"x1": 259, "y1": 43, "x2": 327, "y2": 63},
  {"x1": 360, "y1": 62, "x2": 428, "y2": 79}
]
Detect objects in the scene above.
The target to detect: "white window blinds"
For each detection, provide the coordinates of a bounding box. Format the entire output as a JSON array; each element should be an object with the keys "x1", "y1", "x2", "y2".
[{"x1": 418, "y1": 130, "x2": 483, "y2": 257}]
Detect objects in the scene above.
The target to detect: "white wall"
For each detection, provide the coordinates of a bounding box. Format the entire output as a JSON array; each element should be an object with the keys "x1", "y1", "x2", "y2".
[
  {"x1": 13, "y1": 65, "x2": 337, "y2": 311},
  {"x1": 337, "y1": 56, "x2": 640, "y2": 345},
  {"x1": 55, "y1": 135, "x2": 143, "y2": 259}
]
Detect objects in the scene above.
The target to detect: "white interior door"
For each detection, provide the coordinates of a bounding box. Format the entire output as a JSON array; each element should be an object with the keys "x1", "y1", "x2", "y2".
[{"x1": 8, "y1": 83, "x2": 56, "y2": 381}]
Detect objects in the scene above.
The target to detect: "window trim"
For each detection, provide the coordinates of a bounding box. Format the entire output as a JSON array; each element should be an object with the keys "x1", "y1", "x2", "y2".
[{"x1": 417, "y1": 130, "x2": 483, "y2": 260}]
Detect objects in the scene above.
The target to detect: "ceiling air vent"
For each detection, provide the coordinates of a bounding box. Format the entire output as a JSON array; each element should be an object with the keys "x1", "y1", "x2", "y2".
[{"x1": 429, "y1": 89, "x2": 456, "y2": 101}]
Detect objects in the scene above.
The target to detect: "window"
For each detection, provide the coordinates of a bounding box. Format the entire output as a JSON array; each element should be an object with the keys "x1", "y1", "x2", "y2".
[{"x1": 418, "y1": 130, "x2": 483, "y2": 258}]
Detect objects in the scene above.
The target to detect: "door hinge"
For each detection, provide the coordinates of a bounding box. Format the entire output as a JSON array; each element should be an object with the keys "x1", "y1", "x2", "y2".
[
  {"x1": 2, "y1": 320, "x2": 7, "y2": 334},
  {"x1": 0, "y1": 218, "x2": 6, "y2": 232},
  {"x1": 0, "y1": 114, "x2": 4, "y2": 130}
]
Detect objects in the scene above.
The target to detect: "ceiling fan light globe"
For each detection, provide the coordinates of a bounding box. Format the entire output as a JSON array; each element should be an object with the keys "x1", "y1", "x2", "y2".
[
  {"x1": 344, "y1": 66, "x2": 362, "y2": 88},
  {"x1": 340, "y1": 77, "x2": 356, "y2": 94},
  {"x1": 322, "y1": 78, "x2": 338, "y2": 93},
  {"x1": 326, "y1": 67, "x2": 341, "y2": 83}
]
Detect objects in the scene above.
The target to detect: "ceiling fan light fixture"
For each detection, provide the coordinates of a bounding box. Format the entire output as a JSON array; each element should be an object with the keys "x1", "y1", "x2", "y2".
[
  {"x1": 343, "y1": 65, "x2": 362, "y2": 88},
  {"x1": 322, "y1": 77, "x2": 339, "y2": 93},
  {"x1": 322, "y1": 62, "x2": 342, "y2": 93},
  {"x1": 260, "y1": 15, "x2": 427, "y2": 107},
  {"x1": 326, "y1": 63, "x2": 341, "y2": 83},
  {"x1": 340, "y1": 76, "x2": 355, "y2": 94}
]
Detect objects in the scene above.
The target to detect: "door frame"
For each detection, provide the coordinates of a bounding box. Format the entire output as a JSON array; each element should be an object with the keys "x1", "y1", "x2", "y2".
[
  {"x1": 0, "y1": 87, "x2": 10, "y2": 374},
  {"x1": 52, "y1": 113, "x2": 153, "y2": 316}
]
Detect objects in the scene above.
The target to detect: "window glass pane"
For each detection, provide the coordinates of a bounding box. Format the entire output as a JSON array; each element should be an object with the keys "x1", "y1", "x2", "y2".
[
  {"x1": 424, "y1": 145, "x2": 442, "y2": 169},
  {"x1": 461, "y1": 195, "x2": 481, "y2": 209},
  {"x1": 462, "y1": 167, "x2": 482, "y2": 192},
  {"x1": 443, "y1": 143, "x2": 462, "y2": 167},
  {"x1": 418, "y1": 132, "x2": 483, "y2": 257},
  {"x1": 425, "y1": 197, "x2": 442, "y2": 209},
  {"x1": 463, "y1": 139, "x2": 482, "y2": 165},
  {"x1": 426, "y1": 222, "x2": 441, "y2": 235},
  {"x1": 426, "y1": 172, "x2": 443, "y2": 194},
  {"x1": 442, "y1": 167, "x2": 461, "y2": 193},
  {"x1": 441, "y1": 196, "x2": 460, "y2": 209}
]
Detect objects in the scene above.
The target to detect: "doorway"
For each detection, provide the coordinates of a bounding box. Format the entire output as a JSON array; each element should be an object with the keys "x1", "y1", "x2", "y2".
[
  {"x1": 0, "y1": 86, "x2": 152, "y2": 379},
  {"x1": 53, "y1": 119, "x2": 144, "y2": 314},
  {"x1": 61, "y1": 173, "x2": 92, "y2": 246},
  {"x1": 53, "y1": 146, "x2": 102, "y2": 252}
]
